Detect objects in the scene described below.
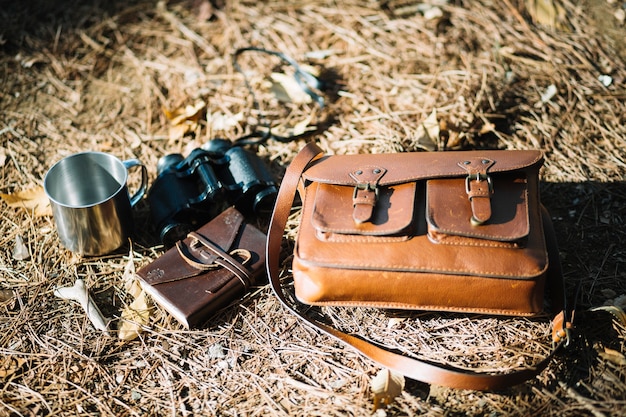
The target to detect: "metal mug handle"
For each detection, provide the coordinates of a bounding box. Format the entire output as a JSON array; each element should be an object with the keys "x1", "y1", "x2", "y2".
[{"x1": 123, "y1": 159, "x2": 148, "y2": 207}]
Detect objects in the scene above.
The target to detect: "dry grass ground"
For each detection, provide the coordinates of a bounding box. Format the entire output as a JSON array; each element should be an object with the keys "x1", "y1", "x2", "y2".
[{"x1": 1, "y1": 0, "x2": 626, "y2": 415}]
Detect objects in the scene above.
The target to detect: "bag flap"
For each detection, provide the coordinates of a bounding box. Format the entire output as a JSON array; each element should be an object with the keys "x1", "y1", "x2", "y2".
[
  {"x1": 137, "y1": 207, "x2": 244, "y2": 285},
  {"x1": 302, "y1": 150, "x2": 543, "y2": 186},
  {"x1": 426, "y1": 175, "x2": 530, "y2": 243},
  {"x1": 312, "y1": 182, "x2": 416, "y2": 236}
]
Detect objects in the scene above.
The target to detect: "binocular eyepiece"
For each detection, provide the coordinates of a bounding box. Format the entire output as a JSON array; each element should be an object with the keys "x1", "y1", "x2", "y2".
[{"x1": 148, "y1": 139, "x2": 277, "y2": 247}]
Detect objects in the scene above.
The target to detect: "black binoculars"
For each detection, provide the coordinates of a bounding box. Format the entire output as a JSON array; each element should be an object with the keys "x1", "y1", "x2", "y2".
[{"x1": 148, "y1": 139, "x2": 277, "y2": 246}]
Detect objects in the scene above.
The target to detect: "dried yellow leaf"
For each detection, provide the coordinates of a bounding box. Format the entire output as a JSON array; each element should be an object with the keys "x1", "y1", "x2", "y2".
[
  {"x1": 12, "y1": 234, "x2": 30, "y2": 261},
  {"x1": 599, "y1": 347, "x2": 626, "y2": 366},
  {"x1": 270, "y1": 72, "x2": 312, "y2": 104},
  {"x1": 525, "y1": 0, "x2": 567, "y2": 29},
  {"x1": 163, "y1": 100, "x2": 206, "y2": 126},
  {"x1": 118, "y1": 291, "x2": 151, "y2": 341},
  {"x1": 0, "y1": 186, "x2": 52, "y2": 217},
  {"x1": 163, "y1": 100, "x2": 206, "y2": 141},
  {"x1": 118, "y1": 248, "x2": 151, "y2": 341},
  {"x1": 370, "y1": 368, "x2": 405, "y2": 411},
  {"x1": 122, "y1": 253, "x2": 142, "y2": 298},
  {"x1": 0, "y1": 356, "x2": 26, "y2": 379},
  {"x1": 413, "y1": 109, "x2": 439, "y2": 151}
]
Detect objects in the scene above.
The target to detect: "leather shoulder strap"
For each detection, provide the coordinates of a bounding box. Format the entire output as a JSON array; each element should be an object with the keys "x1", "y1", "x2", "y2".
[{"x1": 266, "y1": 142, "x2": 572, "y2": 391}]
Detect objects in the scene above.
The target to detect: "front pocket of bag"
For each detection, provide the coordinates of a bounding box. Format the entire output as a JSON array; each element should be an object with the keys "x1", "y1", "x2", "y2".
[
  {"x1": 311, "y1": 181, "x2": 420, "y2": 242},
  {"x1": 426, "y1": 173, "x2": 530, "y2": 248}
]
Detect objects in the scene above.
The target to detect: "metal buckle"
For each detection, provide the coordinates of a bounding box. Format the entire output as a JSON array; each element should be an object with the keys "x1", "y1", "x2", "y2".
[
  {"x1": 552, "y1": 327, "x2": 572, "y2": 349},
  {"x1": 465, "y1": 173, "x2": 493, "y2": 195},
  {"x1": 352, "y1": 182, "x2": 379, "y2": 201},
  {"x1": 563, "y1": 327, "x2": 572, "y2": 348}
]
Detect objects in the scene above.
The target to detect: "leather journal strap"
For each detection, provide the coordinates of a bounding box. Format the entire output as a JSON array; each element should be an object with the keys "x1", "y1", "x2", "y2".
[
  {"x1": 176, "y1": 232, "x2": 253, "y2": 289},
  {"x1": 266, "y1": 142, "x2": 574, "y2": 391}
]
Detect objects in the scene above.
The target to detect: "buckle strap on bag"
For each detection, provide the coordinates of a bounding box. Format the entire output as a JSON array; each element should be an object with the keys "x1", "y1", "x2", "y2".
[
  {"x1": 350, "y1": 166, "x2": 387, "y2": 223},
  {"x1": 458, "y1": 158, "x2": 495, "y2": 225},
  {"x1": 267, "y1": 142, "x2": 574, "y2": 391}
]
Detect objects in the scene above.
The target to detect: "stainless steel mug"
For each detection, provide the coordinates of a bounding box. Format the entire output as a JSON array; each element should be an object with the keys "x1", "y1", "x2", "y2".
[{"x1": 44, "y1": 151, "x2": 148, "y2": 256}]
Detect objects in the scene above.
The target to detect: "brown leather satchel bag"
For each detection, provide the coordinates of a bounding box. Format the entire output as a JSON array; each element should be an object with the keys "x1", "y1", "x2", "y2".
[{"x1": 267, "y1": 142, "x2": 573, "y2": 390}]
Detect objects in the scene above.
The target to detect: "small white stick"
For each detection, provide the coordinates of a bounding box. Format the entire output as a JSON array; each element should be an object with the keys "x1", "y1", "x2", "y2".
[{"x1": 54, "y1": 279, "x2": 110, "y2": 335}]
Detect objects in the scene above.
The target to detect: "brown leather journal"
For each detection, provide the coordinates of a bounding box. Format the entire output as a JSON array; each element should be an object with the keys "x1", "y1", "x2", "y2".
[{"x1": 137, "y1": 207, "x2": 266, "y2": 328}]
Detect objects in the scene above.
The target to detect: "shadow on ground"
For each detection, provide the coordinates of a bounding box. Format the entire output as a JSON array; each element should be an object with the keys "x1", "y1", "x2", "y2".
[{"x1": 0, "y1": 0, "x2": 161, "y2": 53}]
